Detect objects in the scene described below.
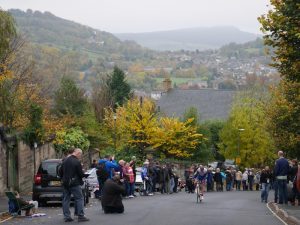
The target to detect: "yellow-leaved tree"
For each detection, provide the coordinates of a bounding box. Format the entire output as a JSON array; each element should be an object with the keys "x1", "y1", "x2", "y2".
[
  {"x1": 219, "y1": 96, "x2": 276, "y2": 168},
  {"x1": 104, "y1": 97, "x2": 158, "y2": 157},
  {"x1": 150, "y1": 117, "x2": 202, "y2": 159},
  {"x1": 104, "y1": 97, "x2": 203, "y2": 159}
]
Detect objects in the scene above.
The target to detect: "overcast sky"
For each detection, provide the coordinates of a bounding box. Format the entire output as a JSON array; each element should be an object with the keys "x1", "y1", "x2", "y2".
[{"x1": 0, "y1": 0, "x2": 271, "y2": 34}]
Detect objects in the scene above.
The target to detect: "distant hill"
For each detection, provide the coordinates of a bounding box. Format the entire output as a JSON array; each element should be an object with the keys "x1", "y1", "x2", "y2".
[
  {"x1": 9, "y1": 9, "x2": 152, "y2": 62},
  {"x1": 115, "y1": 26, "x2": 260, "y2": 51}
]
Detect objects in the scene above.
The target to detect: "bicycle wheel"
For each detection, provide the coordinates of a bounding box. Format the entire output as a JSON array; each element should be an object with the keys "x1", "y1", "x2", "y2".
[{"x1": 196, "y1": 185, "x2": 200, "y2": 203}]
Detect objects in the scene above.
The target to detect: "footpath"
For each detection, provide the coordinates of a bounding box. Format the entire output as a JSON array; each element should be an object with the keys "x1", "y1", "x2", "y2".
[{"x1": 268, "y1": 201, "x2": 300, "y2": 225}]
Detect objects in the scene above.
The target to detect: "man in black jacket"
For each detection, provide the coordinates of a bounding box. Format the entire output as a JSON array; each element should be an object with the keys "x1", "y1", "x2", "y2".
[
  {"x1": 101, "y1": 175, "x2": 126, "y2": 214},
  {"x1": 61, "y1": 148, "x2": 89, "y2": 222}
]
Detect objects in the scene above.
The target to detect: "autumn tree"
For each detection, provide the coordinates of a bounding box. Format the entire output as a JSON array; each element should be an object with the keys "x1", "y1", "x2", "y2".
[
  {"x1": 182, "y1": 107, "x2": 199, "y2": 126},
  {"x1": 91, "y1": 74, "x2": 113, "y2": 122},
  {"x1": 196, "y1": 120, "x2": 225, "y2": 162},
  {"x1": 219, "y1": 97, "x2": 276, "y2": 168},
  {"x1": 0, "y1": 9, "x2": 16, "y2": 62},
  {"x1": 259, "y1": 0, "x2": 300, "y2": 157},
  {"x1": 0, "y1": 10, "x2": 42, "y2": 130},
  {"x1": 265, "y1": 81, "x2": 300, "y2": 158},
  {"x1": 23, "y1": 103, "x2": 44, "y2": 147},
  {"x1": 258, "y1": 0, "x2": 300, "y2": 83},
  {"x1": 53, "y1": 127, "x2": 90, "y2": 155},
  {"x1": 151, "y1": 117, "x2": 202, "y2": 159},
  {"x1": 75, "y1": 108, "x2": 106, "y2": 150},
  {"x1": 103, "y1": 98, "x2": 203, "y2": 159},
  {"x1": 104, "y1": 97, "x2": 158, "y2": 158}
]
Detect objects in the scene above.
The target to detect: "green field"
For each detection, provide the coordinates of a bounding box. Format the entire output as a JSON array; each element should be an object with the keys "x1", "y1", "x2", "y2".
[{"x1": 155, "y1": 77, "x2": 203, "y2": 85}]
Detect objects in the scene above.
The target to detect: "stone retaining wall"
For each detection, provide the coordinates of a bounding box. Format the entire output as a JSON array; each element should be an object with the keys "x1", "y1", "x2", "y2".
[
  {"x1": 17, "y1": 141, "x2": 56, "y2": 193},
  {"x1": 0, "y1": 140, "x2": 7, "y2": 195}
]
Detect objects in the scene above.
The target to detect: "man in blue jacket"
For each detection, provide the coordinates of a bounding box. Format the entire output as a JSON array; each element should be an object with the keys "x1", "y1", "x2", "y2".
[
  {"x1": 274, "y1": 151, "x2": 290, "y2": 204},
  {"x1": 98, "y1": 155, "x2": 119, "y2": 179}
]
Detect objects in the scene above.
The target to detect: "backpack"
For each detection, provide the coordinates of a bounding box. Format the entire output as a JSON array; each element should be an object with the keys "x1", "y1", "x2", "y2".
[{"x1": 96, "y1": 163, "x2": 109, "y2": 181}]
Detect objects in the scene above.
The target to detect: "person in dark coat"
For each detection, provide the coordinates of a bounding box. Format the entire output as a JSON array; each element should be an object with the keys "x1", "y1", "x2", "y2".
[
  {"x1": 61, "y1": 148, "x2": 89, "y2": 222},
  {"x1": 214, "y1": 168, "x2": 223, "y2": 191},
  {"x1": 274, "y1": 151, "x2": 290, "y2": 204},
  {"x1": 101, "y1": 175, "x2": 126, "y2": 214},
  {"x1": 160, "y1": 164, "x2": 170, "y2": 194},
  {"x1": 225, "y1": 169, "x2": 233, "y2": 191}
]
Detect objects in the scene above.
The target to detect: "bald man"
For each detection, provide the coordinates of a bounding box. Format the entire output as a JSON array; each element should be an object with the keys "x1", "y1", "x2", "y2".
[
  {"x1": 61, "y1": 148, "x2": 89, "y2": 222},
  {"x1": 274, "y1": 151, "x2": 290, "y2": 204}
]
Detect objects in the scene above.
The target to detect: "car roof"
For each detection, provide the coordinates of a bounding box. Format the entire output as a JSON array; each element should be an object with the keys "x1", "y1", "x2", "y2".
[
  {"x1": 85, "y1": 168, "x2": 97, "y2": 174},
  {"x1": 42, "y1": 159, "x2": 62, "y2": 163}
]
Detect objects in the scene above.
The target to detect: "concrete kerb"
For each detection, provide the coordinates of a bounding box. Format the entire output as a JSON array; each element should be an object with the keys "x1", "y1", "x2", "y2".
[{"x1": 267, "y1": 202, "x2": 300, "y2": 225}]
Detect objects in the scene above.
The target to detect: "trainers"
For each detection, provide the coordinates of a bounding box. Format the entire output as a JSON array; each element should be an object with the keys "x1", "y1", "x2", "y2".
[
  {"x1": 148, "y1": 193, "x2": 154, "y2": 196},
  {"x1": 78, "y1": 216, "x2": 89, "y2": 222},
  {"x1": 129, "y1": 195, "x2": 134, "y2": 198},
  {"x1": 64, "y1": 218, "x2": 74, "y2": 222}
]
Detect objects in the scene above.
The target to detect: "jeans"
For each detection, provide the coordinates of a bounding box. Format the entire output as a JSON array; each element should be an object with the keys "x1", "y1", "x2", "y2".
[
  {"x1": 261, "y1": 183, "x2": 270, "y2": 202},
  {"x1": 126, "y1": 182, "x2": 135, "y2": 196},
  {"x1": 146, "y1": 179, "x2": 153, "y2": 193},
  {"x1": 273, "y1": 180, "x2": 279, "y2": 203},
  {"x1": 226, "y1": 182, "x2": 231, "y2": 191},
  {"x1": 216, "y1": 182, "x2": 223, "y2": 191},
  {"x1": 97, "y1": 178, "x2": 105, "y2": 197},
  {"x1": 152, "y1": 178, "x2": 157, "y2": 192},
  {"x1": 62, "y1": 185, "x2": 84, "y2": 219},
  {"x1": 236, "y1": 180, "x2": 241, "y2": 190},
  {"x1": 242, "y1": 180, "x2": 247, "y2": 190},
  {"x1": 169, "y1": 178, "x2": 175, "y2": 193},
  {"x1": 277, "y1": 179, "x2": 288, "y2": 204},
  {"x1": 248, "y1": 179, "x2": 254, "y2": 190},
  {"x1": 161, "y1": 181, "x2": 167, "y2": 193}
]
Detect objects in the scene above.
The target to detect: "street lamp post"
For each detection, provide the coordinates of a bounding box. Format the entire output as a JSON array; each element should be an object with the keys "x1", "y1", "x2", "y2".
[
  {"x1": 113, "y1": 114, "x2": 117, "y2": 151},
  {"x1": 33, "y1": 142, "x2": 37, "y2": 176},
  {"x1": 236, "y1": 128, "x2": 244, "y2": 165}
]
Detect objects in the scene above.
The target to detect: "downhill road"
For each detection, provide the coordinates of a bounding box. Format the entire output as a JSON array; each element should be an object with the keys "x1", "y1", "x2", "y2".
[{"x1": 2, "y1": 190, "x2": 283, "y2": 225}]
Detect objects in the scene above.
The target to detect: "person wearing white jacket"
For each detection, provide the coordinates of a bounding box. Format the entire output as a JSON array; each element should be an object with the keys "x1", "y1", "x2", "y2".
[{"x1": 242, "y1": 171, "x2": 248, "y2": 191}]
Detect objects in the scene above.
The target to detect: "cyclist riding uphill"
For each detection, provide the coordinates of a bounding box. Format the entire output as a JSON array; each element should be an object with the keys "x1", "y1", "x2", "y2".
[
  {"x1": 194, "y1": 165, "x2": 208, "y2": 182},
  {"x1": 193, "y1": 165, "x2": 208, "y2": 200}
]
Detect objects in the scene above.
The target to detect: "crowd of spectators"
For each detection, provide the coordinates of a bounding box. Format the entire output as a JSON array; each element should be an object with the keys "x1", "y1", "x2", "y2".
[{"x1": 93, "y1": 151, "x2": 300, "y2": 212}]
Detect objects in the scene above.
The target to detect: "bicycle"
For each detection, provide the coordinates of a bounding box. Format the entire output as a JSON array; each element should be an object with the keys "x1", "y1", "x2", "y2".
[
  {"x1": 139, "y1": 180, "x2": 147, "y2": 196},
  {"x1": 195, "y1": 180, "x2": 204, "y2": 203}
]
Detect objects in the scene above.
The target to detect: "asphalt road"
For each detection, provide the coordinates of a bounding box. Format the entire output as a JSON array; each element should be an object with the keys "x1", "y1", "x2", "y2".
[{"x1": 2, "y1": 191, "x2": 283, "y2": 225}]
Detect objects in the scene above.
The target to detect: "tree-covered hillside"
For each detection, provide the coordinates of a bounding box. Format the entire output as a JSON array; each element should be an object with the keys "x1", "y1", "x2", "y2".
[
  {"x1": 9, "y1": 9, "x2": 153, "y2": 62},
  {"x1": 7, "y1": 9, "x2": 272, "y2": 94}
]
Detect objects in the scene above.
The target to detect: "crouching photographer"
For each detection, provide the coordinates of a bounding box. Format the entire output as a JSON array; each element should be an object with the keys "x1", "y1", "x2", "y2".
[{"x1": 101, "y1": 175, "x2": 126, "y2": 214}]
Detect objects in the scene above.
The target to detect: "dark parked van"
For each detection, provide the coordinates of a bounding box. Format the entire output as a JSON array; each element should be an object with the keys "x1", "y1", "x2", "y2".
[{"x1": 32, "y1": 159, "x2": 89, "y2": 206}]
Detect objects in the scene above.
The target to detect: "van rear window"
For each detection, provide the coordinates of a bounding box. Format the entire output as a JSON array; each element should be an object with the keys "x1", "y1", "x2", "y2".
[{"x1": 41, "y1": 162, "x2": 60, "y2": 176}]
